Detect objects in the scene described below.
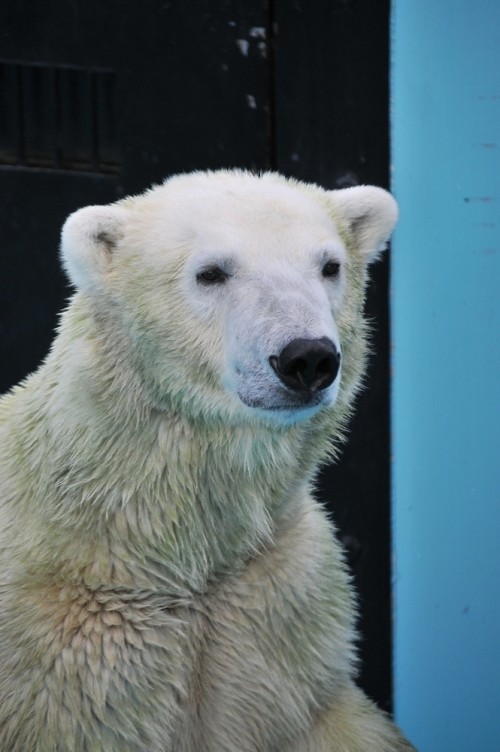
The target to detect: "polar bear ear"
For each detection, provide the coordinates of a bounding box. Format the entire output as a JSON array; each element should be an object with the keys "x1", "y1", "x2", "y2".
[
  {"x1": 60, "y1": 204, "x2": 127, "y2": 293},
  {"x1": 328, "y1": 186, "x2": 398, "y2": 263}
]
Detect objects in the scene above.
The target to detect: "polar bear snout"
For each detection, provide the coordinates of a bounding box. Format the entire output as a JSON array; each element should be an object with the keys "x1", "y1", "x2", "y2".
[{"x1": 269, "y1": 337, "x2": 340, "y2": 394}]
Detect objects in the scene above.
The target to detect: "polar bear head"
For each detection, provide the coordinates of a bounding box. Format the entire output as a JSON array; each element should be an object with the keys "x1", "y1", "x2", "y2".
[{"x1": 60, "y1": 171, "x2": 397, "y2": 428}]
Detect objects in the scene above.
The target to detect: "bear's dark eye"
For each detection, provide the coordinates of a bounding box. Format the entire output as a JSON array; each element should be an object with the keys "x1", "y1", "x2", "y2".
[
  {"x1": 197, "y1": 266, "x2": 228, "y2": 285},
  {"x1": 322, "y1": 261, "x2": 341, "y2": 278}
]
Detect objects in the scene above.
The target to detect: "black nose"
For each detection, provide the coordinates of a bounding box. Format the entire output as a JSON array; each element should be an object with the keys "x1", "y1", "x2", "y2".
[{"x1": 269, "y1": 337, "x2": 340, "y2": 393}]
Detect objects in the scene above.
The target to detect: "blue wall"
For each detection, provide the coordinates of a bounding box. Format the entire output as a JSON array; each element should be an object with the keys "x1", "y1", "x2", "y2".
[{"x1": 391, "y1": 2, "x2": 500, "y2": 750}]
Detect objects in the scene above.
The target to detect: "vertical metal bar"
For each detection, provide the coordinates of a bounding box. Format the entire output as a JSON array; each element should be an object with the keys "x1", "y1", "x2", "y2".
[
  {"x1": 90, "y1": 69, "x2": 99, "y2": 172},
  {"x1": 266, "y1": 0, "x2": 277, "y2": 170},
  {"x1": 54, "y1": 65, "x2": 62, "y2": 169},
  {"x1": 16, "y1": 63, "x2": 25, "y2": 166},
  {"x1": 0, "y1": 63, "x2": 20, "y2": 165}
]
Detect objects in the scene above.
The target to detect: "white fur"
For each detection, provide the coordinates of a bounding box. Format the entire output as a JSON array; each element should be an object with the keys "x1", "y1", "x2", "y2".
[
  {"x1": 61, "y1": 173, "x2": 397, "y2": 426},
  {"x1": 0, "y1": 170, "x2": 413, "y2": 751},
  {"x1": 61, "y1": 204, "x2": 128, "y2": 294},
  {"x1": 329, "y1": 185, "x2": 399, "y2": 261}
]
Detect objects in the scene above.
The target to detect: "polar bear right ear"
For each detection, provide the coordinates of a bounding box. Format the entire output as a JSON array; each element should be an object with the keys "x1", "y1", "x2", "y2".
[
  {"x1": 60, "y1": 204, "x2": 127, "y2": 294},
  {"x1": 328, "y1": 185, "x2": 398, "y2": 263}
]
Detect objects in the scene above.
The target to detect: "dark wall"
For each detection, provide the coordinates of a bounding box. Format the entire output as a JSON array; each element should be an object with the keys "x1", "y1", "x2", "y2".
[{"x1": 0, "y1": 0, "x2": 393, "y2": 711}]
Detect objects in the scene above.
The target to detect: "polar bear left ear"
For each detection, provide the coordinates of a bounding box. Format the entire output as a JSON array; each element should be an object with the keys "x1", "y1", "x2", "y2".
[
  {"x1": 328, "y1": 186, "x2": 398, "y2": 263},
  {"x1": 60, "y1": 204, "x2": 127, "y2": 294}
]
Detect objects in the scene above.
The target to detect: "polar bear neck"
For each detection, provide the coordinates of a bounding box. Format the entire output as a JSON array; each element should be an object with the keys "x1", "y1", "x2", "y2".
[{"x1": 1, "y1": 296, "x2": 342, "y2": 595}]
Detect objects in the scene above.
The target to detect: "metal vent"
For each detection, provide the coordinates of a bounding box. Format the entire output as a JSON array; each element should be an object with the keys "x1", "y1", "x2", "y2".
[{"x1": 0, "y1": 61, "x2": 119, "y2": 174}]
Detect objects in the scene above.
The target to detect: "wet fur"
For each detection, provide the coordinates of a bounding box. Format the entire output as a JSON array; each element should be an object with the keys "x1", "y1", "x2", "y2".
[{"x1": 0, "y1": 171, "x2": 414, "y2": 750}]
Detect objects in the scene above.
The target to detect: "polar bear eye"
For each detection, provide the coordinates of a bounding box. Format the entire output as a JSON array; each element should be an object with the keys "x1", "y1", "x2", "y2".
[
  {"x1": 322, "y1": 261, "x2": 341, "y2": 278},
  {"x1": 196, "y1": 266, "x2": 228, "y2": 285}
]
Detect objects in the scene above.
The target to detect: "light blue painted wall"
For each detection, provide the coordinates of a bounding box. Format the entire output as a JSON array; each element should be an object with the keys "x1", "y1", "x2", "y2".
[{"x1": 391, "y1": 2, "x2": 500, "y2": 750}]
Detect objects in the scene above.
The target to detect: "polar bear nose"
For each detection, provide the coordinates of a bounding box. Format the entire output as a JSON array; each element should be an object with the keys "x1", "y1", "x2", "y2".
[{"x1": 269, "y1": 337, "x2": 340, "y2": 393}]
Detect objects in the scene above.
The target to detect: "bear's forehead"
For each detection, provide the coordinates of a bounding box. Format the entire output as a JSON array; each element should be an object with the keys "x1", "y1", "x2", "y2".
[
  {"x1": 131, "y1": 175, "x2": 342, "y2": 262},
  {"x1": 158, "y1": 173, "x2": 330, "y2": 219}
]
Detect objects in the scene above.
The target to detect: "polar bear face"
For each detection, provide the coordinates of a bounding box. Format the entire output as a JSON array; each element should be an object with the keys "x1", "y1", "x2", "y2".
[{"x1": 60, "y1": 171, "x2": 397, "y2": 427}]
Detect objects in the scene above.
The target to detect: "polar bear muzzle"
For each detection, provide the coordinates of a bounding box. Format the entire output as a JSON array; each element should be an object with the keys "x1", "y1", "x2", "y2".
[{"x1": 269, "y1": 337, "x2": 340, "y2": 394}]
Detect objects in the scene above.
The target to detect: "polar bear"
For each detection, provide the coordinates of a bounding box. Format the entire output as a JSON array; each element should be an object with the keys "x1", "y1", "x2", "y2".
[{"x1": 0, "y1": 170, "x2": 414, "y2": 751}]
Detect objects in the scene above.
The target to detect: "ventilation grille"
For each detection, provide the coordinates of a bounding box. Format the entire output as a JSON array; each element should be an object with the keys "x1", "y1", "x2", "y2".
[{"x1": 0, "y1": 61, "x2": 119, "y2": 174}]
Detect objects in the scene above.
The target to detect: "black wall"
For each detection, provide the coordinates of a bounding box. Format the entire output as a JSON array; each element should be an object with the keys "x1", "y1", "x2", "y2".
[{"x1": 0, "y1": 0, "x2": 393, "y2": 711}]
